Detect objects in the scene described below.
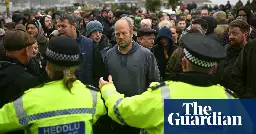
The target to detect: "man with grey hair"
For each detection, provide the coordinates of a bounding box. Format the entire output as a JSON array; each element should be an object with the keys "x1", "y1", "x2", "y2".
[
  {"x1": 140, "y1": 19, "x2": 152, "y2": 29},
  {"x1": 158, "y1": 20, "x2": 173, "y2": 30},
  {"x1": 102, "y1": 16, "x2": 160, "y2": 133}
]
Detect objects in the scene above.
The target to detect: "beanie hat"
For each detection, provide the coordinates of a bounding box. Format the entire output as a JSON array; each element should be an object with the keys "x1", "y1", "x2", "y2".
[
  {"x1": 25, "y1": 20, "x2": 44, "y2": 38},
  {"x1": 86, "y1": 20, "x2": 103, "y2": 37},
  {"x1": 192, "y1": 18, "x2": 208, "y2": 30},
  {"x1": 26, "y1": 20, "x2": 40, "y2": 30},
  {"x1": 44, "y1": 36, "x2": 82, "y2": 67},
  {"x1": 12, "y1": 12, "x2": 24, "y2": 23}
]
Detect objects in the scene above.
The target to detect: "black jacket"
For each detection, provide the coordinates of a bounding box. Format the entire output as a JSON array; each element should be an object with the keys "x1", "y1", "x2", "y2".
[
  {"x1": 0, "y1": 56, "x2": 42, "y2": 107},
  {"x1": 230, "y1": 39, "x2": 256, "y2": 98},
  {"x1": 218, "y1": 44, "x2": 243, "y2": 88},
  {"x1": 98, "y1": 34, "x2": 111, "y2": 51},
  {"x1": 92, "y1": 42, "x2": 106, "y2": 87}
]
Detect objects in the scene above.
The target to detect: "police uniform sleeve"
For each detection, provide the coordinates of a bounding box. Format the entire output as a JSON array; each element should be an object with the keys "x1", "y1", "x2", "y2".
[
  {"x1": 86, "y1": 84, "x2": 107, "y2": 124},
  {"x1": 101, "y1": 83, "x2": 163, "y2": 129},
  {"x1": 0, "y1": 102, "x2": 23, "y2": 133},
  {"x1": 93, "y1": 91, "x2": 107, "y2": 124}
]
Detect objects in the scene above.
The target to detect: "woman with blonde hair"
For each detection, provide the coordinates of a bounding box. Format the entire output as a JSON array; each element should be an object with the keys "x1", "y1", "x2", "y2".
[{"x1": 0, "y1": 36, "x2": 106, "y2": 134}]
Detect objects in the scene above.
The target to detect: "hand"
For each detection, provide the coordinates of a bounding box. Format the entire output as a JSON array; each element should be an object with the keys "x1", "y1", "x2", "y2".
[{"x1": 99, "y1": 75, "x2": 113, "y2": 89}]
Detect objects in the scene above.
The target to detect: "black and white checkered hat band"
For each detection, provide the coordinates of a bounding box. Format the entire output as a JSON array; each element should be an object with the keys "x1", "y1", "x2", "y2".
[
  {"x1": 45, "y1": 48, "x2": 80, "y2": 61},
  {"x1": 184, "y1": 48, "x2": 217, "y2": 68}
]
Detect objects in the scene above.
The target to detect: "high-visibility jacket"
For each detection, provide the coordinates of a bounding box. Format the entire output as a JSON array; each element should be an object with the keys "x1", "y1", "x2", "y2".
[
  {"x1": 101, "y1": 81, "x2": 234, "y2": 134},
  {"x1": 0, "y1": 80, "x2": 106, "y2": 134}
]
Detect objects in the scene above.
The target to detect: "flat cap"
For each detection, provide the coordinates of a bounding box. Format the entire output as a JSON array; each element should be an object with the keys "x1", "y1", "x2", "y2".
[
  {"x1": 181, "y1": 33, "x2": 226, "y2": 68},
  {"x1": 3, "y1": 29, "x2": 33, "y2": 51},
  {"x1": 137, "y1": 28, "x2": 157, "y2": 37}
]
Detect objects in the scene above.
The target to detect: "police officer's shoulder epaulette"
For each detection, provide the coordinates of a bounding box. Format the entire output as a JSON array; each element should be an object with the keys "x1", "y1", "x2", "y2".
[
  {"x1": 150, "y1": 82, "x2": 166, "y2": 90},
  {"x1": 224, "y1": 88, "x2": 239, "y2": 98},
  {"x1": 86, "y1": 84, "x2": 100, "y2": 92}
]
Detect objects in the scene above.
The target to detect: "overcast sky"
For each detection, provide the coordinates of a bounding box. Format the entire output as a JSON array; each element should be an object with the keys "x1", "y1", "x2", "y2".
[{"x1": 210, "y1": 0, "x2": 250, "y2": 5}]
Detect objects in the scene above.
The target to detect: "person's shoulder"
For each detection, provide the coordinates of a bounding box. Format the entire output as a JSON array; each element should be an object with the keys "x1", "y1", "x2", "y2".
[
  {"x1": 75, "y1": 80, "x2": 99, "y2": 91},
  {"x1": 138, "y1": 45, "x2": 151, "y2": 52},
  {"x1": 246, "y1": 39, "x2": 256, "y2": 49},
  {"x1": 149, "y1": 82, "x2": 166, "y2": 90},
  {"x1": 148, "y1": 81, "x2": 174, "y2": 90},
  {"x1": 105, "y1": 45, "x2": 116, "y2": 54},
  {"x1": 86, "y1": 84, "x2": 100, "y2": 92},
  {"x1": 38, "y1": 35, "x2": 48, "y2": 43},
  {"x1": 73, "y1": 80, "x2": 100, "y2": 92},
  {"x1": 80, "y1": 35, "x2": 93, "y2": 43},
  {"x1": 1, "y1": 61, "x2": 26, "y2": 75},
  {"x1": 224, "y1": 44, "x2": 231, "y2": 50},
  {"x1": 19, "y1": 72, "x2": 41, "y2": 87},
  {"x1": 0, "y1": 60, "x2": 17, "y2": 68},
  {"x1": 137, "y1": 45, "x2": 154, "y2": 56}
]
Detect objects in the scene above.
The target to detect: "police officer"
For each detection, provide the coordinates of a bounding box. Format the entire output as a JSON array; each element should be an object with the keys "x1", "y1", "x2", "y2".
[
  {"x1": 99, "y1": 33, "x2": 236, "y2": 134},
  {"x1": 0, "y1": 36, "x2": 106, "y2": 134}
]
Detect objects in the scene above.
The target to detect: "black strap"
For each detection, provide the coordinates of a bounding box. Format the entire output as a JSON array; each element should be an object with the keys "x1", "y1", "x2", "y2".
[
  {"x1": 224, "y1": 88, "x2": 239, "y2": 98},
  {"x1": 150, "y1": 82, "x2": 166, "y2": 90},
  {"x1": 86, "y1": 84, "x2": 100, "y2": 92}
]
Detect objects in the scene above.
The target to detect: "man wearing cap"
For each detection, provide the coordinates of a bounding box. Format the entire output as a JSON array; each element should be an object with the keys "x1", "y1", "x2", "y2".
[
  {"x1": 99, "y1": 33, "x2": 234, "y2": 134},
  {"x1": 0, "y1": 36, "x2": 106, "y2": 134},
  {"x1": 86, "y1": 20, "x2": 111, "y2": 51},
  {"x1": 0, "y1": 26, "x2": 42, "y2": 111},
  {"x1": 136, "y1": 28, "x2": 157, "y2": 49}
]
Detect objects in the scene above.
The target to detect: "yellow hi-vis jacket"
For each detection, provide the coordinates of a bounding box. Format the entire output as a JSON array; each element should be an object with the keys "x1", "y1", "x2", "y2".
[
  {"x1": 101, "y1": 81, "x2": 234, "y2": 134},
  {"x1": 0, "y1": 80, "x2": 106, "y2": 134}
]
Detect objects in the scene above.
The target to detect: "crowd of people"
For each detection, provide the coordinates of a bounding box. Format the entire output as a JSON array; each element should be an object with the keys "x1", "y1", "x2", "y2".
[{"x1": 0, "y1": 0, "x2": 256, "y2": 134}]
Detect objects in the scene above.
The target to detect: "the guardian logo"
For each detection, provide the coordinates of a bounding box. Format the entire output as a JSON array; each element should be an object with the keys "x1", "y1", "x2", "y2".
[{"x1": 168, "y1": 102, "x2": 242, "y2": 126}]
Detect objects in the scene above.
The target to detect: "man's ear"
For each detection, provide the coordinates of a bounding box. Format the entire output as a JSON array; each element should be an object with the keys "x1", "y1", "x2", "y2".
[
  {"x1": 71, "y1": 24, "x2": 77, "y2": 31},
  {"x1": 23, "y1": 47, "x2": 29, "y2": 56},
  {"x1": 244, "y1": 31, "x2": 249, "y2": 37}
]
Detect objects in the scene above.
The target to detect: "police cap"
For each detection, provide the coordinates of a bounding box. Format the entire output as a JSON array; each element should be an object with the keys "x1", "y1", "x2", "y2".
[{"x1": 181, "y1": 33, "x2": 226, "y2": 68}]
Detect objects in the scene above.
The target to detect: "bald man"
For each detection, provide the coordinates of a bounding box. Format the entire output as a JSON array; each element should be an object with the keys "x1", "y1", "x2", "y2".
[{"x1": 100, "y1": 16, "x2": 160, "y2": 134}]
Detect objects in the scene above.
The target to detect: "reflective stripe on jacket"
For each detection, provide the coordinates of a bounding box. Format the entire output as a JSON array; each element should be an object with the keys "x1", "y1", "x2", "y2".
[
  {"x1": 101, "y1": 81, "x2": 234, "y2": 134},
  {"x1": 0, "y1": 80, "x2": 106, "y2": 134}
]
